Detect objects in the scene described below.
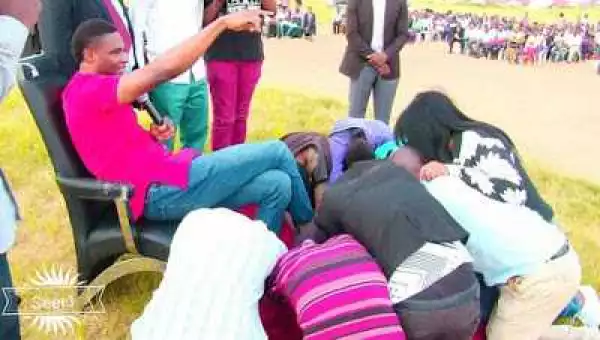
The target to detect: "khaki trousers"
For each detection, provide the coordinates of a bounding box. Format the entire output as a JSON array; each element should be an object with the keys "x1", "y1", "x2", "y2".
[{"x1": 487, "y1": 249, "x2": 599, "y2": 340}]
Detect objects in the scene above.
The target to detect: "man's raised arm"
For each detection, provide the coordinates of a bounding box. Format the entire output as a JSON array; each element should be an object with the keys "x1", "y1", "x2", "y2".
[{"x1": 117, "y1": 10, "x2": 268, "y2": 104}]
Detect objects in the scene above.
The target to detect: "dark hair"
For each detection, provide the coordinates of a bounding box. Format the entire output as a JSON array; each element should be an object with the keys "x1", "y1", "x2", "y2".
[
  {"x1": 71, "y1": 19, "x2": 117, "y2": 64},
  {"x1": 394, "y1": 90, "x2": 514, "y2": 163},
  {"x1": 342, "y1": 136, "x2": 374, "y2": 171}
]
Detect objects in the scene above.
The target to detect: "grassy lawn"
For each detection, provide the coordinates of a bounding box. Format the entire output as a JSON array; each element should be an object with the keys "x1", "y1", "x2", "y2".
[{"x1": 1, "y1": 86, "x2": 599, "y2": 339}]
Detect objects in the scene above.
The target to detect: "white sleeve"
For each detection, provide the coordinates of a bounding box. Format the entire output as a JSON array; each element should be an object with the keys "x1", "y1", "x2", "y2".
[{"x1": 0, "y1": 16, "x2": 29, "y2": 102}]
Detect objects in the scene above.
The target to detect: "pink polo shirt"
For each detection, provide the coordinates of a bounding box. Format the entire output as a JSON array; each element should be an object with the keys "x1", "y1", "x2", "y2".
[{"x1": 62, "y1": 73, "x2": 197, "y2": 220}]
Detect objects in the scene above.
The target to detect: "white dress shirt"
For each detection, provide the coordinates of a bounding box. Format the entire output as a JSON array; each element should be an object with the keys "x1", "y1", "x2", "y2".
[
  {"x1": 371, "y1": 0, "x2": 386, "y2": 52},
  {"x1": 0, "y1": 15, "x2": 28, "y2": 253},
  {"x1": 130, "y1": 0, "x2": 206, "y2": 84}
]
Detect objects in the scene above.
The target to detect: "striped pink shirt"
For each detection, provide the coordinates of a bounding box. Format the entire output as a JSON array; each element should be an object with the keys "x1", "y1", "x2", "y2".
[{"x1": 270, "y1": 235, "x2": 406, "y2": 340}]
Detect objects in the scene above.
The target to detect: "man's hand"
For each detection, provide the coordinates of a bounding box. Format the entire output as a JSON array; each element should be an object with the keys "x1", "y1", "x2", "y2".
[
  {"x1": 374, "y1": 63, "x2": 391, "y2": 76},
  {"x1": 150, "y1": 118, "x2": 175, "y2": 142},
  {"x1": 0, "y1": 0, "x2": 41, "y2": 30},
  {"x1": 221, "y1": 10, "x2": 272, "y2": 32},
  {"x1": 294, "y1": 221, "x2": 327, "y2": 247},
  {"x1": 419, "y1": 161, "x2": 449, "y2": 181},
  {"x1": 367, "y1": 52, "x2": 388, "y2": 67}
]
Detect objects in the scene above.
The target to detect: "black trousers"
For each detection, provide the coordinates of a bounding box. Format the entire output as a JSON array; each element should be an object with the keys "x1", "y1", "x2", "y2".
[{"x1": 394, "y1": 264, "x2": 481, "y2": 340}]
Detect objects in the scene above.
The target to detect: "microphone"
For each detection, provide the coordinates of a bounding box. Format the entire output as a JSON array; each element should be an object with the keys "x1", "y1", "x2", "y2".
[{"x1": 137, "y1": 95, "x2": 164, "y2": 125}]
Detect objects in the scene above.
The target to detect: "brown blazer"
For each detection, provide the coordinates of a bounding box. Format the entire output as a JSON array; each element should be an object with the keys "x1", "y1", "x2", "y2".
[{"x1": 339, "y1": 0, "x2": 409, "y2": 80}]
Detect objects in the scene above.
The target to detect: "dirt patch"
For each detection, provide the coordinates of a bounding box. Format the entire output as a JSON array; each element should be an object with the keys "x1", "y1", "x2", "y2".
[{"x1": 262, "y1": 36, "x2": 600, "y2": 184}]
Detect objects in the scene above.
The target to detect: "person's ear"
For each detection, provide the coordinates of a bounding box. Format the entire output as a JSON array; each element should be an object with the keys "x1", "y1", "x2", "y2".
[{"x1": 82, "y1": 48, "x2": 95, "y2": 63}]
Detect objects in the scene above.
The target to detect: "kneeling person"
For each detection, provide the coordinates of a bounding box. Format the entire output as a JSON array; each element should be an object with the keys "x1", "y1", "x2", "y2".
[
  {"x1": 312, "y1": 159, "x2": 480, "y2": 340},
  {"x1": 132, "y1": 209, "x2": 286, "y2": 339},
  {"x1": 269, "y1": 234, "x2": 406, "y2": 339},
  {"x1": 281, "y1": 132, "x2": 331, "y2": 210},
  {"x1": 392, "y1": 147, "x2": 600, "y2": 340}
]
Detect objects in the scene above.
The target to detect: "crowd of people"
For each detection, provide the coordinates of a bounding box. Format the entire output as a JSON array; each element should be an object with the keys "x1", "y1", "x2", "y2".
[
  {"x1": 332, "y1": 3, "x2": 347, "y2": 35},
  {"x1": 263, "y1": 3, "x2": 318, "y2": 39},
  {"x1": 2, "y1": 0, "x2": 600, "y2": 340},
  {"x1": 409, "y1": 9, "x2": 600, "y2": 66}
]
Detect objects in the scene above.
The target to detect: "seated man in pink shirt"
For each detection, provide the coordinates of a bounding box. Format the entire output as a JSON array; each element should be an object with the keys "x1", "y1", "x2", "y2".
[{"x1": 61, "y1": 16, "x2": 314, "y2": 233}]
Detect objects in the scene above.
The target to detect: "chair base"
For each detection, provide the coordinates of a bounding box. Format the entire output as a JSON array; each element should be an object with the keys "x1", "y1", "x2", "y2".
[{"x1": 77, "y1": 254, "x2": 166, "y2": 310}]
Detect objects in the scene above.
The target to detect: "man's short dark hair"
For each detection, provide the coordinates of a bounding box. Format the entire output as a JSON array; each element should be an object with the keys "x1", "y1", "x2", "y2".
[
  {"x1": 342, "y1": 136, "x2": 374, "y2": 171},
  {"x1": 71, "y1": 19, "x2": 118, "y2": 64}
]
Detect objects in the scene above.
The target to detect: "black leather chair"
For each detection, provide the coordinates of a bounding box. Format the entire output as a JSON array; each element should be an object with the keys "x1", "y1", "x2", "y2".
[{"x1": 17, "y1": 54, "x2": 180, "y2": 307}]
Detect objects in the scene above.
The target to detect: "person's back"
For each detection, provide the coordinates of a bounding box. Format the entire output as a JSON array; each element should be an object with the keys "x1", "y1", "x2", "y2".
[
  {"x1": 132, "y1": 208, "x2": 287, "y2": 340},
  {"x1": 421, "y1": 175, "x2": 599, "y2": 340},
  {"x1": 316, "y1": 160, "x2": 469, "y2": 278},
  {"x1": 270, "y1": 234, "x2": 406, "y2": 340},
  {"x1": 315, "y1": 160, "x2": 480, "y2": 340},
  {"x1": 423, "y1": 175, "x2": 566, "y2": 286}
]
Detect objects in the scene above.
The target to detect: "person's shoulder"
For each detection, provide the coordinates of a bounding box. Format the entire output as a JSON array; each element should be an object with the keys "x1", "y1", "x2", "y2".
[
  {"x1": 463, "y1": 128, "x2": 508, "y2": 149},
  {"x1": 66, "y1": 73, "x2": 119, "y2": 93},
  {"x1": 462, "y1": 128, "x2": 488, "y2": 140},
  {"x1": 63, "y1": 73, "x2": 121, "y2": 108}
]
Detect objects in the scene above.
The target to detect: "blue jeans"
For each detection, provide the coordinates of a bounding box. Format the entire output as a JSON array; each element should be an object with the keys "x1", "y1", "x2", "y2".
[
  {"x1": 0, "y1": 254, "x2": 20, "y2": 340},
  {"x1": 144, "y1": 141, "x2": 314, "y2": 232}
]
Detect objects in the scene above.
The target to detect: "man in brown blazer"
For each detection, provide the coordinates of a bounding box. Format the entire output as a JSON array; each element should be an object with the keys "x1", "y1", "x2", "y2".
[{"x1": 339, "y1": 0, "x2": 409, "y2": 124}]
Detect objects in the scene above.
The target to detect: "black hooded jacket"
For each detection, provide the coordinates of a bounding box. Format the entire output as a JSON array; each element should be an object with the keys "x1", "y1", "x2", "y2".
[{"x1": 315, "y1": 160, "x2": 469, "y2": 278}]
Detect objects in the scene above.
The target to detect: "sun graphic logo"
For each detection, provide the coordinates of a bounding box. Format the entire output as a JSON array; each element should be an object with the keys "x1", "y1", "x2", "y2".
[{"x1": 2, "y1": 265, "x2": 106, "y2": 337}]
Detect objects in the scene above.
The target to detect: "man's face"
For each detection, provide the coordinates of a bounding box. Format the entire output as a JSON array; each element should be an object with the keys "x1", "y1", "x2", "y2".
[{"x1": 84, "y1": 32, "x2": 128, "y2": 75}]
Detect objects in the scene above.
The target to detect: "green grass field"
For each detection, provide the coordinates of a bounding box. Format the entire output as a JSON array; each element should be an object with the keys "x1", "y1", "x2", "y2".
[{"x1": 1, "y1": 85, "x2": 599, "y2": 339}]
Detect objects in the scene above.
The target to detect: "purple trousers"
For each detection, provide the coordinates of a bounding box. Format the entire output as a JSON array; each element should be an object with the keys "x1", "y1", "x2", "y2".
[{"x1": 207, "y1": 60, "x2": 262, "y2": 151}]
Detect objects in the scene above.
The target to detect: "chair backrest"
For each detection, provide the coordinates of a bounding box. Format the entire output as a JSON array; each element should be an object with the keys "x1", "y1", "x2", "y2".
[
  {"x1": 18, "y1": 54, "x2": 121, "y2": 281},
  {"x1": 18, "y1": 54, "x2": 89, "y2": 179}
]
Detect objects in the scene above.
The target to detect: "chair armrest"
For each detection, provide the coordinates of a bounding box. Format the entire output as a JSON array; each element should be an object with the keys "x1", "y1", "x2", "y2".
[
  {"x1": 57, "y1": 176, "x2": 139, "y2": 254},
  {"x1": 56, "y1": 177, "x2": 133, "y2": 201}
]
